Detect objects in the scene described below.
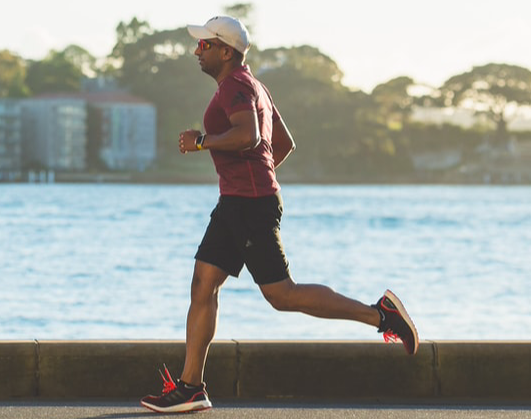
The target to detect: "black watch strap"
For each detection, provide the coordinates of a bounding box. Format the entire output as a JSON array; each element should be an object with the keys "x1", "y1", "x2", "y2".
[{"x1": 195, "y1": 134, "x2": 206, "y2": 150}]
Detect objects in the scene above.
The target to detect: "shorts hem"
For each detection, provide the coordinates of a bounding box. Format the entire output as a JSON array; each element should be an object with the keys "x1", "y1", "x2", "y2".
[
  {"x1": 194, "y1": 255, "x2": 241, "y2": 278},
  {"x1": 254, "y1": 273, "x2": 291, "y2": 286}
]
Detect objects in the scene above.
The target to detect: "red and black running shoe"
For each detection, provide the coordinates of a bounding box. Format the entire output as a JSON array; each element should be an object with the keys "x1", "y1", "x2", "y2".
[
  {"x1": 140, "y1": 364, "x2": 212, "y2": 413},
  {"x1": 372, "y1": 289, "x2": 419, "y2": 355}
]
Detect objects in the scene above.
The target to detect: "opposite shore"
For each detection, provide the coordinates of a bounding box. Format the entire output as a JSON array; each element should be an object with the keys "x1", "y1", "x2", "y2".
[{"x1": 2, "y1": 169, "x2": 531, "y2": 185}]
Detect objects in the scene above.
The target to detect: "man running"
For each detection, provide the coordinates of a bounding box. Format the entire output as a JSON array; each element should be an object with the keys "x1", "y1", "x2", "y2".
[{"x1": 141, "y1": 16, "x2": 418, "y2": 414}]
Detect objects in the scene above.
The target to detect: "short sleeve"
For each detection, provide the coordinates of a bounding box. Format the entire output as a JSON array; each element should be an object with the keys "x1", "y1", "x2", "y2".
[{"x1": 217, "y1": 78, "x2": 256, "y2": 118}]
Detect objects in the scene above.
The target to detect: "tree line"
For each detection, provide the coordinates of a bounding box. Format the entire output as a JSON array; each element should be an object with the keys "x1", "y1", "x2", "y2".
[{"x1": 2, "y1": 4, "x2": 531, "y2": 183}]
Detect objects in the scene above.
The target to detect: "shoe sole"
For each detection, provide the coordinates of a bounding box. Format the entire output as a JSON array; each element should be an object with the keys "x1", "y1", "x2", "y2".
[
  {"x1": 384, "y1": 289, "x2": 419, "y2": 355},
  {"x1": 141, "y1": 399, "x2": 212, "y2": 413}
]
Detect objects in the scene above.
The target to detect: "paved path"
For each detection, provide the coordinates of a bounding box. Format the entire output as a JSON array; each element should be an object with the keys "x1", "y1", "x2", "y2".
[{"x1": 0, "y1": 402, "x2": 530, "y2": 419}]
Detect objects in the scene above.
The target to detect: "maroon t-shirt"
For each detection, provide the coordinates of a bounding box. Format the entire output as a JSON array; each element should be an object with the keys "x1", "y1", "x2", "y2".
[{"x1": 203, "y1": 65, "x2": 281, "y2": 197}]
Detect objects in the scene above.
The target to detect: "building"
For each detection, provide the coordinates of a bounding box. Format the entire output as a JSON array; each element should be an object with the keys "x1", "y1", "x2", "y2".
[
  {"x1": 86, "y1": 93, "x2": 156, "y2": 171},
  {"x1": 410, "y1": 106, "x2": 494, "y2": 129},
  {"x1": 411, "y1": 105, "x2": 531, "y2": 131},
  {"x1": 0, "y1": 99, "x2": 22, "y2": 179},
  {"x1": 19, "y1": 92, "x2": 156, "y2": 173},
  {"x1": 21, "y1": 97, "x2": 87, "y2": 171}
]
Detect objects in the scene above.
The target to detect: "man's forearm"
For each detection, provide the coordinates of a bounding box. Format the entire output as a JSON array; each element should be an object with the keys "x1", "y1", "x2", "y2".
[{"x1": 203, "y1": 125, "x2": 259, "y2": 151}]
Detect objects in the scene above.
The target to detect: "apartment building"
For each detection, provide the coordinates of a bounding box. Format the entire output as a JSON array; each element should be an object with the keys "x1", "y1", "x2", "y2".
[
  {"x1": 21, "y1": 97, "x2": 87, "y2": 170},
  {"x1": 18, "y1": 92, "x2": 156, "y2": 172},
  {"x1": 87, "y1": 93, "x2": 156, "y2": 171},
  {"x1": 0, "y1": 99, "x2": 22, "y2": 177}
]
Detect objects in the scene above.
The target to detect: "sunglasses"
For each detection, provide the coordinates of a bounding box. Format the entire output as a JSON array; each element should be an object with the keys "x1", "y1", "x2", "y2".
[{"x1": 197, "y1": 39, "x2": 224, "y2": 51}]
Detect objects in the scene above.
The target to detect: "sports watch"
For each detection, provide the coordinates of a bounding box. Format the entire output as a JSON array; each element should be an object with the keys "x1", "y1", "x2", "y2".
[{"x1": 195, "y1": 134, "x2": 206, "y2": 150}]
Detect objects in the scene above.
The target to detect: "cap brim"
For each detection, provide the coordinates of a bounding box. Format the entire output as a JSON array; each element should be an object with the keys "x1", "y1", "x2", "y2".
[{"x1": 187, "y1": 24, "x2": 216, "y2": 40}]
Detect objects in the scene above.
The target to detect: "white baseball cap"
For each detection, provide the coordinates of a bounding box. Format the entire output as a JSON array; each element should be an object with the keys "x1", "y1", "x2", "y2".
[{"x1": 187, "y1": 16, "x2": 250, "y2": 54}]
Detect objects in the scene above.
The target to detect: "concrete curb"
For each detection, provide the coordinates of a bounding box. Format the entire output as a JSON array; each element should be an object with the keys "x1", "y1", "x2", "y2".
[{"x1": 0, "y1": 341, "x2": 529, "y2": 403}]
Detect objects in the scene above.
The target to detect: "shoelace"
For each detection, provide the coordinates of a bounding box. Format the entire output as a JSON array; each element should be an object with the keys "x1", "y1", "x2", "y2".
[
  {"x1": 158, "y1": 364, "x2": 177, "y2": 395},
  {"x1": 383, "y1": 330, "x2": 401, "y2": 343}
]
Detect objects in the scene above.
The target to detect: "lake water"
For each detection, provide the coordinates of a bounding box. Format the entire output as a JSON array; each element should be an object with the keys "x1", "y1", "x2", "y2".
[{"x1": 1, "y1": 184, "x2": 530, "y2": 341}]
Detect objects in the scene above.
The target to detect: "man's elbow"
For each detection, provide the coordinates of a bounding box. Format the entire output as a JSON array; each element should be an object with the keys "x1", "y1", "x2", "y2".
[
  {"x1": 247, "y1": 134, "x2": 261, "y2": 149},
  {"x1": 284, "y1": 138, "x2": 296, "y2": 154}
]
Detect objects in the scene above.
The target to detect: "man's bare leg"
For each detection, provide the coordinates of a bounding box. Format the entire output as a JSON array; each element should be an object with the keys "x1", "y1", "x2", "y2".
[
  {"x1": 260, "y1": 277, "x2": 380, "y2": 326},
  {"x1": 180, "y1": 260, "x2": 228, "y2": 386}
]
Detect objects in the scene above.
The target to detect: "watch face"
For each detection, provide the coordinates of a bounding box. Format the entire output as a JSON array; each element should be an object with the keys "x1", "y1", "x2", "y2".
[{"x1": 196, "y1": 134, "x2": 205, "y2": 150}]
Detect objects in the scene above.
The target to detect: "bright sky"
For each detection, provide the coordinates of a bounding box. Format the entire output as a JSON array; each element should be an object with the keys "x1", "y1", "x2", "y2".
[{"x1": 2, "y1": 0, "x2": 531, "y2": 92}]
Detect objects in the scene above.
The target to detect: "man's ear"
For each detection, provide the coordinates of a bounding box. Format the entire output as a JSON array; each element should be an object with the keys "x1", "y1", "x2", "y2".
[{"x1": 222, "y1": 46, "x2": 235, "y2": 62}]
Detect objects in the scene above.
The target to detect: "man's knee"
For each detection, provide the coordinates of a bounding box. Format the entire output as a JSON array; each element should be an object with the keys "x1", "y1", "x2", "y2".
[
  {"x1": 264, "y1": 292, "x2": 292, "y2": 311},
  {"x1": 190, "y1": 262, "x2": 228, "y2": 303},
  {"x1": 190, "y1": 273, "x2": 215, "y2": 302},
  {"x1": 260, "y1": 278, "x2": 296, "y2": 312}
]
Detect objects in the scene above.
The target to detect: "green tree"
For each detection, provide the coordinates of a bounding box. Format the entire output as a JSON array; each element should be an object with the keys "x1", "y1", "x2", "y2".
[
  {"x1": 223, "y1": 3, "x2": 255, "y2": 35},
  {"x1": 110, "y1": 21, "x2": 216, "y2": 173},
  {"x1": 370, "y1": 76, "x2": 415, "y2": 130},
  {"x1": 0, "y1": 50, "x2": 30, "y2": 97},
  {"x1": 439, "y1": 63, "x2": 531, "y2": 142},
  {"x1": 102, "y1": 17, "x2": 154, "y2": 79},
  {"x1": 111, "y1": 17, "x2": 153, "y2": 60},
  {"x1": 116, "y1": 27, "x2": 200, "y2": 99},
  {"x1": 257, "y1": 45, "x2": 345, "y2": 85},
  {"x1": 257, "y1": 46, "x2": 364, "y2": 180},
  {"x1": 62, "y1": 44, "x2": 97, "y2": 77},
  {"x1": 106, "y1": 12, "x2": 412, "y2": 181},
  {"x1": 25, "y1": 50, "x2": 83, "y2": 95}
]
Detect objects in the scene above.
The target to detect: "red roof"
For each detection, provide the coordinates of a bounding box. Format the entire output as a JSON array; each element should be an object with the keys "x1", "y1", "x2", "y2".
[{"x1": 34, "y1": 92, "x2": 153, "y2": 105}]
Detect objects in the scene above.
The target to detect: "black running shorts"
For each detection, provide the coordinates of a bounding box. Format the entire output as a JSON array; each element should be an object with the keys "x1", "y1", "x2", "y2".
[{"x1": 195, "y1": 192, "x2": 291, "y2": 285}]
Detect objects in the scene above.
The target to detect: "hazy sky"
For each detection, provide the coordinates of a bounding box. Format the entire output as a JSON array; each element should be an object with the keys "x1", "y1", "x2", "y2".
[{"x1": 2, "y1": 0, "x2": 531, "y2": 92}]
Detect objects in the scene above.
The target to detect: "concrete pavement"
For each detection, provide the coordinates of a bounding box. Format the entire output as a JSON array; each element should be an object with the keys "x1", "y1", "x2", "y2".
[{"x1": 0, "y1": 401, "x2": 530, "y2": 419}]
